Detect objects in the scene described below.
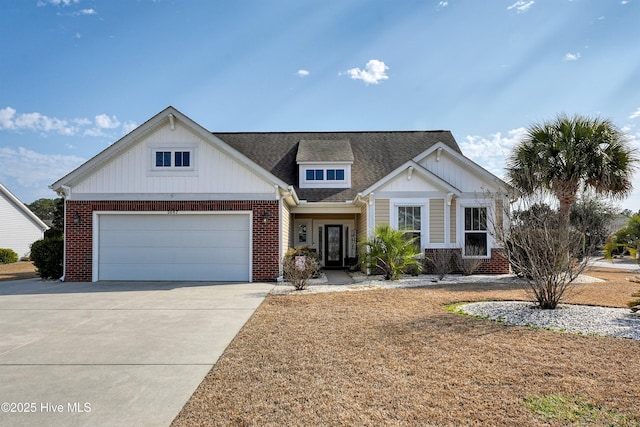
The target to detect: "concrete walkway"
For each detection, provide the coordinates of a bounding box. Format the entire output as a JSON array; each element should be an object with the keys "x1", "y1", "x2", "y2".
[
  {"x1": 0, "y1": 279, "x2": 273, "y2": 427},
  {"x1": 322, "y1": 269, "x2": 355, "y2": 285}
]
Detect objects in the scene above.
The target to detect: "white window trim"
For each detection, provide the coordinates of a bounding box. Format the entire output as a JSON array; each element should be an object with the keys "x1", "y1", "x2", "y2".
[
  {"x1": 390, "y1": 199, "x2": 427, "y2": 251},
  {"x1": 298, "y1": 164, "x2": 351, "y2": 189},
  {"x1": 458, "y1": 201, "x2": 492, "y2": 259},
  {"x1": 147, "y1": 144, "x2": 197, "y2": 176}
]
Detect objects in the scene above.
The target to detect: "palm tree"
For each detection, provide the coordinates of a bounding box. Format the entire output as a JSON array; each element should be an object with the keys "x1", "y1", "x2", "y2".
[
  {"x1": 506, "y1": 114, "x2": 637, "y2": 226},
  {"x1": 360, "y1": 225, "x2": 423, "y2": 280}
]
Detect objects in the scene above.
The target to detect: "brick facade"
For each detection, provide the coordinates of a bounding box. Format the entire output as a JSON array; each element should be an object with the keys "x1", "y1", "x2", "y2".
[
  {"x1": 64, "y1": 200, "x2": 280, "y2": 282},
  {"x1": 423, "y1": 248, "x2": 510, "y2": 275}
]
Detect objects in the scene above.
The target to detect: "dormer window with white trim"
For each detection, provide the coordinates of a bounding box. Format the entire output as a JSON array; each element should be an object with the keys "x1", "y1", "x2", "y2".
[{"x1": 297, "y1": 139, "x2": 353, "y2": 189}]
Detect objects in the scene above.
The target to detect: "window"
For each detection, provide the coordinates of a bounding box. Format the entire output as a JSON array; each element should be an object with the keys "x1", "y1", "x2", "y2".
[
  {"x1": 174, "y1": 151, "x2": 190, "y2": 167},
  {"x1": 398, "y1": 206, "x2": 421, "y2": 246},
  {"x1": 305, "y1": 168, "x2": 345, "y2": 181},
  {"x1": 464, "y1": 207, "x2": 488, "y2": 256},
  {"x1": 326, "y1": 169, "x2": 345, "y2": 180},
  {"x1": 153, "y1": 150, "x2": 192, "y2": 169},
  {"x1": 305, "y1": 169, "x2": 324, "y2": 181},
  {"x1": 155, "y1": 151, "x2": 171, "y2": 167}
]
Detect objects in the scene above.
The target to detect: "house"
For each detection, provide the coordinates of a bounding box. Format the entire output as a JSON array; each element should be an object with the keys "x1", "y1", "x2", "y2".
[
  {"x1": 0, "y1": 182, "x2": 49, "y2": 259},
  {"x1": 50, "y1": 106, "x2": 510, "y2": 282}
]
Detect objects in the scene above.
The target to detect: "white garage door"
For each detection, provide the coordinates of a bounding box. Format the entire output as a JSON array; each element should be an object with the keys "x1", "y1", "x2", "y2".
[{"x1": 96, "y1": 213, "x2": 251, "y2": 281}]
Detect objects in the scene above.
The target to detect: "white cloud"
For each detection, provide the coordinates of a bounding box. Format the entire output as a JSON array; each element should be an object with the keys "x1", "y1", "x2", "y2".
[
  {"x1": 0, "y1": 146, "x2": 85, "y2": 189},
  {"x1": 629, "y1": 108, "x2": 640, "y2": 120},
  {"x1": 0, "y1": 107, "x2": 77, "y2": 136},
  {"x1": 507, "y1": 1, "x2": 535, "y2": 13},
  {"x1": 0, "y1": 106, "x2": 132, "y2": 138},
  {"x1": 459, "y1": 127, "x2": 527, "y2": 178},
  {"x1": 73, "y1": 8, "x2": 96, "y2": 15},
  {"x1": 564, "y1": 52, "x2": 581, "y2": 61},
  {"x1": 344, "y1": 59, "x2": 389, "y2": 85},
  {"x1": 297, "y1": 69, "x2": 310, "y2": 78},
  {"x1": 122, "y1": 121, "x2": 138, "y2": 135},
  {"x1": 37, "y1": 0, "x2": 81, "y2": 6},
  {"x1": 437, "y1": 1, "x2": 449, "y2": 9}
]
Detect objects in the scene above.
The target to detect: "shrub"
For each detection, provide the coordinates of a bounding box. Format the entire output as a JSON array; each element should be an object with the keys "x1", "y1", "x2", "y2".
[
  {"x1": 0, "y1": 248, "x2": 18, "y2": 264},
  {"x1": 424, "y1": 249, "x2": 453, "y2": 280},
  {"x1": 282, "y1": 252, "x2": 319, "y2": 291},
  {"x1": 30, "y1": 237, "x2": 63, "y2": 280},
  {"x1": 454, "y1": 246, "x2": 484, "y2": 276},
  {"x1": 359, "y1": 225, "x2": 423, "y2": 280},
  {"x1": 284, "y1": 246, "x2": 321, "y2": 278}
]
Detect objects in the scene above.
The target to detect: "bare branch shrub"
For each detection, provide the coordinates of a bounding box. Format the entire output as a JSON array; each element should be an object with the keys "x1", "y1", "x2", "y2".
[
  {"x1": 491, "y1": 197, "x2": 591, "y2": 309},
  {"x1": 424, "y1": 249, "x2": 454, "y2": 280},
  {"x1": 282, "y1": 255, "x2": 319, "y2": 291},
  {"x1": 454, "y1": 246, "x2": 485, "y2": 276}
]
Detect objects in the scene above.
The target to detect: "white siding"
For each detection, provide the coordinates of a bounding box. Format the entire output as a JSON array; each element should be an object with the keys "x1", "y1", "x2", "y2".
[
  {"x1": 0, "y1": 192, "x2": 46, "y2": 258},
  {"x1": 420, "y1": 151, "x2": 492, "y2": 193},
  {"x1": 72, "y1": 122, "x2": 275, "y2": 197},
  {"x1": 376, "y1": 172, "x2": 440, "y2": 193}
]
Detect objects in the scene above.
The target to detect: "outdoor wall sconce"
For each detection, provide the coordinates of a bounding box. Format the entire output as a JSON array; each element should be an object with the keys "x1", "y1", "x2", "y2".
[
  {"x1": 261, "y1": 211, "x2": 270, "y2": 223},
  {"x1": 73, "y1": 213, "x2": 81, "y2": 225}
]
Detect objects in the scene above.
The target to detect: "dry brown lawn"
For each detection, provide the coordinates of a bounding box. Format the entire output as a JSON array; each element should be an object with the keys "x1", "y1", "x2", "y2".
[
  {"x1": 0, "y1": 261, "x2": 37, "y2": 281},
  {"x1": 173, "y1": 267, "x2": 640, "y2": 426}
]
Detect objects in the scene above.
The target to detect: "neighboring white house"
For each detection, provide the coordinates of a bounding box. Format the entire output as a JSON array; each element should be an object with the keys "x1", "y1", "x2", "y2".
[{"x1": 0, "y1": 183, "x2": 49, "y2": 259}]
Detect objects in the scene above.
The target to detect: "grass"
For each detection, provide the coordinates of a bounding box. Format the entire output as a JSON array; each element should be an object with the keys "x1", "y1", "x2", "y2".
[
  {"x1": 0, "y1": 261, "x2": 37, "y2": 281},
  {"x1": 524, "y1": 393, "x2": 639, "y2": 426},
  {"x1": 172, "y1": 266, "x2": 640, "y2": 426}
]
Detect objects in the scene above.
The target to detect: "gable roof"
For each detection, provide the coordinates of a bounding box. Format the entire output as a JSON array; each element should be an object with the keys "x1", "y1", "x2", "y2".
[
  {"x1": 50, "y1": 106, "x2": 291, "y2": 196},
  {"x1": 214, "y1": 131, "x2": 462, "y2": 202},
  {"x1": 0, "y1": 182, "x2": 49, "y2": 231}
]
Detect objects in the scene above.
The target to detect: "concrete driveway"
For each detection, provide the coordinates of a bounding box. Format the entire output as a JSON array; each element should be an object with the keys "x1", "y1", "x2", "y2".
[{"x1": 0, "y1": 279, "x2": 273, "y2": 427}]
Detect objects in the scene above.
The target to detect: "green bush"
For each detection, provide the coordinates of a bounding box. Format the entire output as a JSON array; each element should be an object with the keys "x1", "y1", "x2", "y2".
[
  {"x1": 30, "y1": 237, "x2": 63, "y2": 280},
  {"x1": 359, "y1": 225, "x2": 423, "y2": 280},
  {"x1": 0, "y1": 248, "x2": 19, "y2": 264}
]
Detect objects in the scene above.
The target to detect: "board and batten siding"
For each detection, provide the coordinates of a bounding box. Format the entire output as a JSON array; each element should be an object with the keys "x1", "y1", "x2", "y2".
[
  {"x1": 429, "y1": 199, "x2": 445, "y2": 244},
  {"x1": 71, "y1": 123, "x2": 275, "y2": 197},
  {"x1": 375, "y1": 199, "x2": 390, "y2": 226},
  {"x1": 421, "y1": 152, "x2": 490, "y2": 193}
]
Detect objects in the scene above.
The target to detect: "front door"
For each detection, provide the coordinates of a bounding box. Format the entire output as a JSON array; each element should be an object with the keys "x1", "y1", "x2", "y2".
[{"x1": 324, "y1": 225, "x2": 343, "y2": 268}]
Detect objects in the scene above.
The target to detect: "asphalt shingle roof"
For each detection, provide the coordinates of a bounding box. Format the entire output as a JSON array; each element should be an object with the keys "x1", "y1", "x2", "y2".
[
  {"x1": 213, "y1": 131, "x2": 461, "y2": 202},
  {"x1": 296, "y1": 139, "x2": 354, "y2": 163}
]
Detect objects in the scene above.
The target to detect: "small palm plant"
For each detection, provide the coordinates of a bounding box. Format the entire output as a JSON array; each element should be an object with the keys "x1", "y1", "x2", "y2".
[{"x1": 360, "y1": 225, "x2": 423, "y2": 280}]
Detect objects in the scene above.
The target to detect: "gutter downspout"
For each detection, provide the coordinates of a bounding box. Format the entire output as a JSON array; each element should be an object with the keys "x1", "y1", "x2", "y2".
[{"x1": 59, "y1": 185, "x2": 72, "y2": 282}]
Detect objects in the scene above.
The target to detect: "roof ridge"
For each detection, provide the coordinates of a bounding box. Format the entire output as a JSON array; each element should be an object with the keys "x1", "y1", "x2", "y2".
[{"x1": 211, "y1": 130, "x2": 451, "y2": 135}]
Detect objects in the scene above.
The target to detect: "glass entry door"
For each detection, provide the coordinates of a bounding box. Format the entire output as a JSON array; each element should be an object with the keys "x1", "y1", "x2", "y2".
[{"x1": 324, "y1": 225, "x2": 343, "y2": 268}]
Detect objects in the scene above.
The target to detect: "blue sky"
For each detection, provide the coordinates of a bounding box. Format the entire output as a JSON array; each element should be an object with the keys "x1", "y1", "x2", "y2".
[{"x1": 1, "y1": 0, "x2": 640, "y2": 212}]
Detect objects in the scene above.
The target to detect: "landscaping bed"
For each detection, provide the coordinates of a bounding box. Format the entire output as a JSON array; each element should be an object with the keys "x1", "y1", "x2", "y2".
[{"x1": 173, "y1": 266, "x2": 640, "y2": 426}]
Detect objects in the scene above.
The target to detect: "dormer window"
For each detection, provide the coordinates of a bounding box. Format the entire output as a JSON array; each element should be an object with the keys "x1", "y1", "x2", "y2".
[
  {"x1": 304, "y1": 168, "x2": 346, "y2": 182},
  {"x1": 297, "y1": 140, "x2": 353, "y2": 189}
]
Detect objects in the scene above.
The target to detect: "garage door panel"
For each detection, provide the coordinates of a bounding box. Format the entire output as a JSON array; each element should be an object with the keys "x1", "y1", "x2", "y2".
[
  {"x1": 97, "y1": 214, "x2": 251, "y2": 281},
  {"x1": 100, "y1": 215, "x2": 248, "y2": 231},
  {"x1": 99, "y1": 246, "x2": 249, "y2": 265},
  {"x1": 99, "y1": 262, "x2": 248, "y2": 281},
  {"x1": 100, "y1": 230, "x2": 250, "y2": 248}
]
